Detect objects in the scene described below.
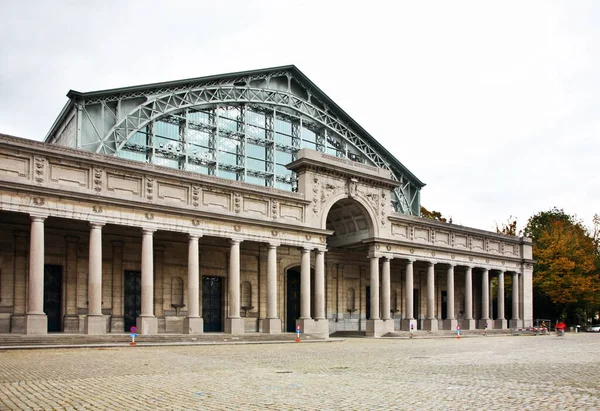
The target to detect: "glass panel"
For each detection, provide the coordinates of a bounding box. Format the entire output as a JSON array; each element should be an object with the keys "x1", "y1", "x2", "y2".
[
  {"x1": 247, "y1": 125, "x2": 265, "y2": 140},
  {"x1": 275, "y1": 133, "x2": 292, "y2": 146},
  {"x1": 300, "y1": 140, "x2": 317, "y2": 150},
  {"x1": 187, "y1": 110, "x2": 211, "y2": 125},
  {"x1": 247, "y1": 110, "x2": 265, "y2": 127},
  {"x1": 275, "y1": 118, "x2": 292, "y2": 135},
  {"x1": 275, "y1": 163, "x2": 289, "y2": 175},
  {"x1": 118, "y1": 150, "x2": 145, "y2": 162},
  {"x1": 218, "y1": 136, "x2": 240, "y2": 153},
  {"x1": 302, "y1": 127, "x2": 316, "y2": 143},
  {"x1": 185, "y1": 163, "x2": 209, "y2": 174},
  {"x1": 153, "y1": 156, "x2": 179, "y2": 168},
  {"x1": 155, "y1": 120, "x2": 180, "y2": 140},
  {"x1": 246, "y1": 175, "x2": 266, "y2": 186},
  {"x1": 274, "y1": 181, "x2": 292, "y2": 191},
  {"x1": 219, "y1": 151, "x2": 237, "y2": 166},
  {"x1": 187, "y1": 128, "x2": 210, "y2": 146},
  {"x1": 276, "y1": 151, "x2": 292, "y2": 164},
  {"x1": 129, "y1": 131, "x2": 147, "y2": 145},
  {"x1": 247, "y1": 158, "x2": 266, "y2": 171},
  {"x1": 217, "y1": 169, "x2": 237, "y2": 180},
  {"x1": 247, "y1": 144, "x2": 265, "y2": 160},
  {"x1": 218, "y1": 117, "x2": 239, "y2": 133}
]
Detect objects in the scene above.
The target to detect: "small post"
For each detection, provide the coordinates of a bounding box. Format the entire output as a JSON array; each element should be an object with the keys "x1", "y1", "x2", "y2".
[
  {"x1": 130, "y1": 326, "x2": 137, "y2": 347},
  {"x1": 457, "y1": 325, "x2": 461, "y2": 339},
  {"x1": 484, "y1": 321, "x2": 488, "y2": 336},
  {"x1": 410, "y1": 323, "x2": 414, "y2": 339},
  {"x1": 296, "y1": 325, "x2": 300, "y2": 343}
]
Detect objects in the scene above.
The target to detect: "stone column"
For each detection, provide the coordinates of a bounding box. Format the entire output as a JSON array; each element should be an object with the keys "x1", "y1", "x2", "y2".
[
  {"x1": 25, "y1": 216, "x2": 47, "y2": 334},
  {"x1": 300, "y1": 247, "x2": 311, "y2": 319},
  {"x1": 184, "y1": 234, "x2": 203, "y2": 334},
  {"x1": 424, "y1": 261, "x2": 437, "y2": 331},
  {"x1": 86, "y1": 222, "x2": 105, "y2": 334},
  {"x1": 381, "y1": 258, "x2": 391, "y2": 321},
  {"x1": 313, "y1": 248, "x2": 329, "y2": 337},
  {"x1": 495, "y1": 270, "x2": 507, "y2": 329},
  {"x1": 479, "y1": 268, "x2": 490, "y2": 329},
  {"x1": 64, "y1": 236, "x2": 80, "y2": 332},
  {"x1": 367, "y1": 255, "x2": 385, "y2": 337},
  {"x1": 510, "y1": 272, "x2": 521, "y2": 328},
  {"x1": 137, "y1": 228, "x2": 157, "y2": 335},
  {"x1": 225, "y1": 239, "x2": 244, "y2": 334},
  {"x1": 296, "y1": 247, "x2": 314, "y2": 333},
  {"x1": 463, "y1": 266, "x2": 476, "y2": 330},
  {"x1": 402, "y1": 259, "x2": 416, "y2": 331},
  {"x1": 443, "y1": 264, "x2": 457, "y2": 330},
  {"x1": 263, "y1": 243, "x2": 281, "y2": 334}
]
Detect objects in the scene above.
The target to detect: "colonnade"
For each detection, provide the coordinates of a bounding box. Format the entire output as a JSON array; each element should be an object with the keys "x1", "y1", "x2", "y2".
[
  {"x1": 21, "y1": 215, "x2": 330, "y2": 336},
  {"x1": 367, "y1": 256, "x2": 522, "y2": 334}
]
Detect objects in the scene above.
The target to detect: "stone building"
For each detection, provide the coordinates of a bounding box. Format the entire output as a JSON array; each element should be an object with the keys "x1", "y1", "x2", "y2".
[{"x1": 0, "y1": 66, "x2": 533, "y2": 337}]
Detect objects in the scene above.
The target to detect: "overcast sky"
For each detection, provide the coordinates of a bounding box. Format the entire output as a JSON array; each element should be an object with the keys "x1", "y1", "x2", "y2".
[{"x1": 1, "y1": 1, "x2": 598, "y2": 233}]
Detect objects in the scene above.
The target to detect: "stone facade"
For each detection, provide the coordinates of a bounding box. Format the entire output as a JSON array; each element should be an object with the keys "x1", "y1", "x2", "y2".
[{"x1": 0, "y1": 134, "x2": 533, "y2": 337}]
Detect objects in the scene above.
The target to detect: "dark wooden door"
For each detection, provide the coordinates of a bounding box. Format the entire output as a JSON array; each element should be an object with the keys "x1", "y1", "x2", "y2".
[
  {"x1": 413, "y1": 288, "x2": 420, "y2": 329},
  {"x1": 203, "y1": 276, "x2": 223, "y2": 332},
  {"x1": 43, "y1": 265, "x2": 62, "y2": 332},
  {"x1": 124, "y1": 271, "x2": 141, "y2": 331},
  {"x1": 442, "y1": 290, "x2": 448, "y2": 319},
  {"x1": 286, "y1": 269, "x2": 301, "y2": 332}
]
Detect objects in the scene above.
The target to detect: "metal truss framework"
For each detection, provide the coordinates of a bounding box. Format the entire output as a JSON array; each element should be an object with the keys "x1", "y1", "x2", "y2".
[{"x1": 78, "y1": 73, "x2": 420, "y2": 214}]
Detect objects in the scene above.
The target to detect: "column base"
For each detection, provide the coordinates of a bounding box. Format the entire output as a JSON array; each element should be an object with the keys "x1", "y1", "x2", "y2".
[
  {"x1": 401, "y1": 319, "x2": 417, "y2": 332},
  {"x1": 423, "y1": 319, "x2": 438, "y2": 331},
  {"x1": 509, "y1": 319, "x2": 522, "y2": 329},
  {"x1": 313, "y1": 319, "x2": 329, "y2": 338},
  {"x1": 137, "y1": 316, "x2": 158, "y2": 335},
  {"x1": 262, "y1": 318, "x2": 282, "y2": 334},
  {"x1": 479, "y1": 319, "x2": 491, "y2": 330},
  {"x1": 494, "y1": 319, "x2": 507, "y2": 330},
  {"x1": 225, "y1": 317, "x2": 245, "y2": 334},
  {"x1": 25, "y1": 314, "x2": 47, "y2": 335},
  {"x1": 366, "y1": 319, "x2": 388, "y2": 337},
  {"x1": 63, "y1": 314, "x2": 80, "y2": 333},
  {"x1": 461, "y1": 319, "x2": 477, "y2": 330},
  {"x1": 110, "y1": 316, "x2": 124, "y2": 333},
  {"x1": 443, "y1": 319, "x2": 458, "y2": 331},
  {"x1": 184, "y1": 317, "x2": 204, "y2": 334},
  {"x1": 296, "y1": 318, "x2": 314, "y2": 334},
  {"x1": 85, "y1": 315, "x2": 106, "y2": 335},
  {"x1": 382, "y1": 319, "x2": 395, "y2": 333}
]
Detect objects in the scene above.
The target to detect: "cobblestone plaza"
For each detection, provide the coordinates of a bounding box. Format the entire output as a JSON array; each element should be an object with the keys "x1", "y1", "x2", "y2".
[{"x1": 1, "y1": 334, "x2": 598, "y2": 410}]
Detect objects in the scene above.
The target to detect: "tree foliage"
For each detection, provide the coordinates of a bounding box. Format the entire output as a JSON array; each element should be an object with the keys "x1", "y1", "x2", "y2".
[
  {"x1": 420, "y1": 206, "x2": 451, "y2": 223},
  {"x1": 525, "y1": 208, "x2": 600, "y2": 322},
  {"x1": 495, "y1": 216, "x2": 521, "y2": 236}
]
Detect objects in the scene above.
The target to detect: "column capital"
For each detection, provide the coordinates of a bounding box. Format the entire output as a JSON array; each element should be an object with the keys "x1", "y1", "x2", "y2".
[
  {"x1": 30, "y1": 215, "x2": 47, "y2": 223},
  {"x1": 426, "y1": 260, "x2": 435, "y2": 267},
  {"x1": 188, "y1": 233, "x2": 202, "y2": 241},
  {"x1": 89, "y1": 222, "x2": 105, "y2": 229},
  {"x1": 301, "y1": 246, "x2": 312, "y2": 253},
  {"x1": 141, "y1": 228, "x2": 156, "y2": 235},
  {"x1": 229, "y1": 238, "x2": 243, "y2": 245},
  {"x1": 267, "y1": 242, "x2": 280, "y2": 249},
  {"x1": 446, "y1": 262, "x2": 457, "y2": 268},
  {"x1": 405, "y1": 258, "x2": 416, "y2": 264}
]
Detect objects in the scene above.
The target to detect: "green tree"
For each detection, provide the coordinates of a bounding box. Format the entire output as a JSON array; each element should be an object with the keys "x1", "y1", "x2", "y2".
[{"x1": 524, "y1": 208, "x2": 600, "y2": 324}]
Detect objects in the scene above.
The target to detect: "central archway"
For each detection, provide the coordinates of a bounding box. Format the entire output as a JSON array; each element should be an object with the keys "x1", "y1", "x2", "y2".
[{"x1": 325, "y1": 197, "x2": 375, "y2": 249}]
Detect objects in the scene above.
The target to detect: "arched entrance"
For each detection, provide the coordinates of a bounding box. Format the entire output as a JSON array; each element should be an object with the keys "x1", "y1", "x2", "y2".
[{"x1": 325, "y1": 197, "x2": 375, "y2": 249}]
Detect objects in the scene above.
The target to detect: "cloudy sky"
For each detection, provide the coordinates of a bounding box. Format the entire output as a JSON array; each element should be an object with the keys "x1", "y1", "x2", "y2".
[{"x1": 1, "y1": 1, "x2": 598, "y2": 233}]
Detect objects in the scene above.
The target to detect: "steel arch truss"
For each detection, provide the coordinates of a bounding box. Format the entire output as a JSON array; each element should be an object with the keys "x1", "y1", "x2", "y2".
[{"x1": 91, "y1": 85, "x2": 418, "y2": 214}]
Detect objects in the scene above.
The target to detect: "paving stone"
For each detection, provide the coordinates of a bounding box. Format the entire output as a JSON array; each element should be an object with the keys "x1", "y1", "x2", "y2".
[{"x1": 0, "y1": 334, "x2": 598, "y2": 410}]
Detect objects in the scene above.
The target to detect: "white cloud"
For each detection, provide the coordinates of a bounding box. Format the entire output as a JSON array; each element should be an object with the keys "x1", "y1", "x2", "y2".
[{"x1": 0, "y1": 0, "x2": 598, "y2": 231}]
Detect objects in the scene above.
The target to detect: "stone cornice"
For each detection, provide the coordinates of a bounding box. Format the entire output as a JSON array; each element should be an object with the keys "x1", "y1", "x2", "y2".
[{"x1": 0, "y1": 133, "x2": 306, "y2": 203}]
